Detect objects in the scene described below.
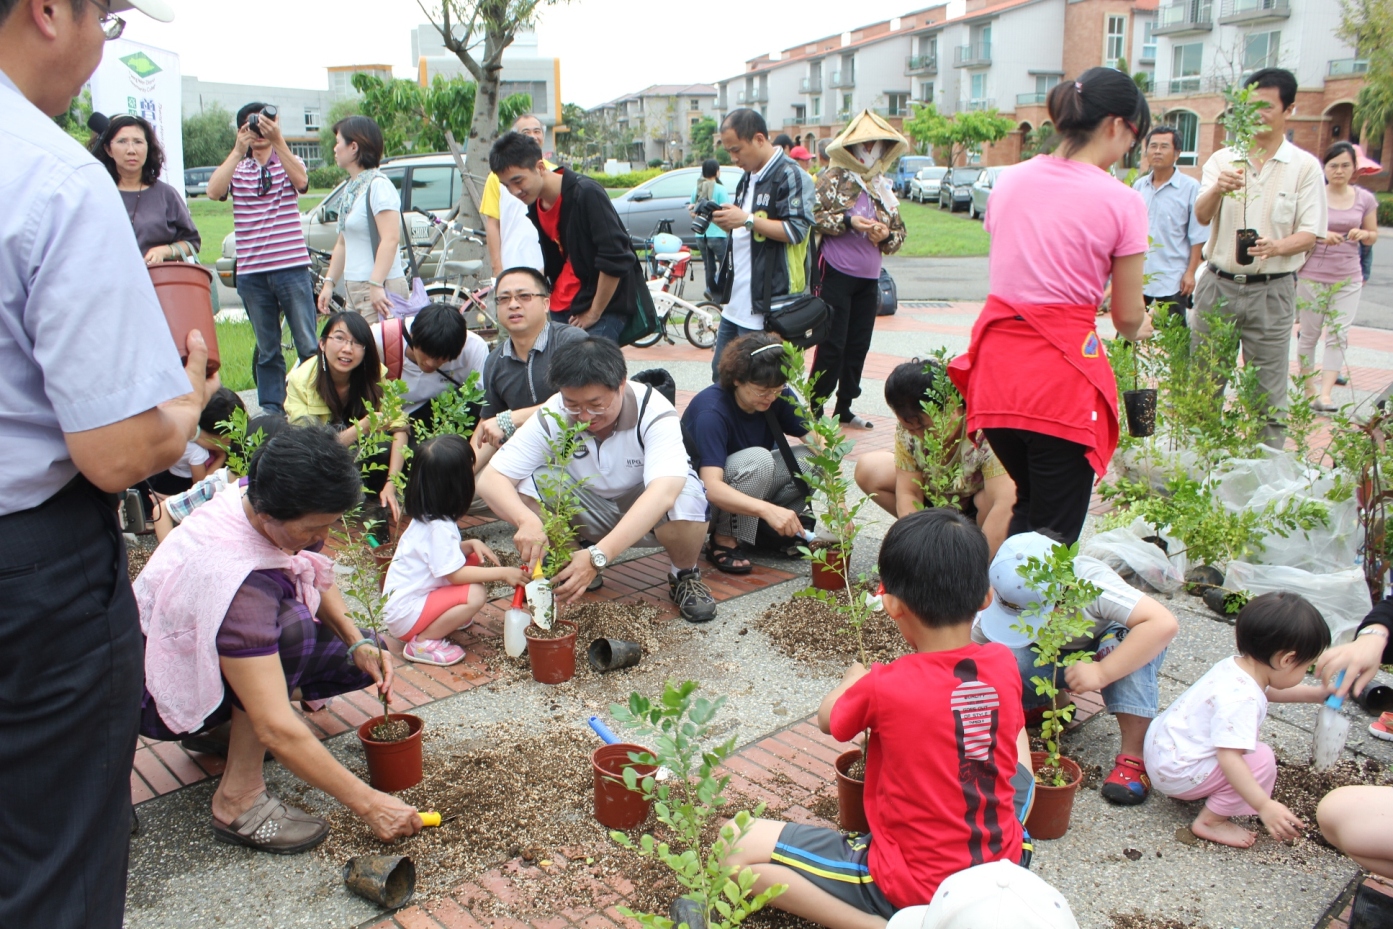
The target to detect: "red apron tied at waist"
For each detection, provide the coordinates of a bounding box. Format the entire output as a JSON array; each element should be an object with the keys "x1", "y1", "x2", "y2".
[{"x1": 948, "y1": 294, "x2": 1119, "y2": 477}]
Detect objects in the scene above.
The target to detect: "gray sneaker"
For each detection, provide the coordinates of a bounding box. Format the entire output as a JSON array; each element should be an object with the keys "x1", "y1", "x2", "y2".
[{"x1": 670, "y1": 568, "x2": 717, "y2": 623}]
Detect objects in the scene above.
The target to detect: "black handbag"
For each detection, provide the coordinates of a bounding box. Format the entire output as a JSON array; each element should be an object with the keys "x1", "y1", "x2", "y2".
[
  {"x1": 876, "y1": 267, "x2": 898, "y2": 316},
  {"x1": 758, "y1": 237, "x2": 829, "y2": 348}
]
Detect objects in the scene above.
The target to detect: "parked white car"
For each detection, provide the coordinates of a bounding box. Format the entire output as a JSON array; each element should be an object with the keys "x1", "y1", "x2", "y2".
[
  {"x1": 907, "y1": 166, "x2": 949, "y2": 204},
  {"x1": 968, "y1": 166, "x2": 1010, "y2": 220}
]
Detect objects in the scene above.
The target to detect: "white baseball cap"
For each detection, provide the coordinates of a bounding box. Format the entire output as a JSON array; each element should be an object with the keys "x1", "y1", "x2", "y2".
[
  {"x1": 975, "y1": 532, "x2": 1057, "y2": 649},
  {"x1": 107, "y1": 0, "x2": 175, "y2": 23},
  {"x1": 886, "y1": 862, "x2": 1079, "y2": 929}
]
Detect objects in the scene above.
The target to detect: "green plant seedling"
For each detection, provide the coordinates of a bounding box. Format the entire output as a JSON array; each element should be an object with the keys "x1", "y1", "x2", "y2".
[
  {"x1": 411, "y1": 370, "x2": 486, "y2": 445},
  {"x1": 529, "y1": 409, "x2": 592, "y2": 629}
]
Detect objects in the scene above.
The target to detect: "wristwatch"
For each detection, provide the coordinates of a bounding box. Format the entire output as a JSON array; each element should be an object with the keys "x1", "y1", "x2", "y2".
[
  {"x1": 743, "y1": 215, "x2": 756, "y2": 233},
  {"x1": 587, "y1": 546, "x2": 609, "y2": 571}
]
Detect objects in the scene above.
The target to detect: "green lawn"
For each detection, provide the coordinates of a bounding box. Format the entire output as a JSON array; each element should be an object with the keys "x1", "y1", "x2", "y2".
[
  {"x1": 896, "y1": 200, "x2": 991, "y2": 257},
  {"x1": 215, "y1": 317, "x2": 299, "y2": 393},
  {"x1": 187, "y1": 191, "x2": 331, "y2": 265}
]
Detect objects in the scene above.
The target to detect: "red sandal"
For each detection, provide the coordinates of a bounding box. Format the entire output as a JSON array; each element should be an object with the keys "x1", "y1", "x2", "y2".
[{"x1": 1100, "y1": 753, "x2": 1151, "y2": 806}]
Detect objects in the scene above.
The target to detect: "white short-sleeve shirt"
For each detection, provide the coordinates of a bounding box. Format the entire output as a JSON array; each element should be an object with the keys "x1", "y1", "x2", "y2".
[
  {"x1": 1144, "y1": 656, "x2": 1268, "y2": 794},
  {"x1": 344, "y1": 174, "x2": 407, "y2": 281},
  {"x1": 168, "y1": 441, "x2": 212, "y2": 479},
  {"x1": 372, "y1": 320, "x2": 490, "y2": 414},
  {"x1": 490, "y1": 384, "x2": 689, "y2": 499},
  {"x1": 382, "y1": 518, "x2": 468, "y2": 638}
]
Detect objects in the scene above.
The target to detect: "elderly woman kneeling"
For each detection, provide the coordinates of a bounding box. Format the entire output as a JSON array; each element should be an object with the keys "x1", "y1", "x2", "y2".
[{"x1": 135, "y1": 425, "x2": 420, "y2": 852}]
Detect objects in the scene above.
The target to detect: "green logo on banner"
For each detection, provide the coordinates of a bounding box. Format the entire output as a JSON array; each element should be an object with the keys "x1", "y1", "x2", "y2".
[{"x1": 120, "y1": 51, "x2": 161, "y2": 77}]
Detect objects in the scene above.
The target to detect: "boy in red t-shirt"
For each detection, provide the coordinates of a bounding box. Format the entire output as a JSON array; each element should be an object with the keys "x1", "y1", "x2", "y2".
[{"x1": 726, "y1": 508, "x2": 1033, "y2": 928}]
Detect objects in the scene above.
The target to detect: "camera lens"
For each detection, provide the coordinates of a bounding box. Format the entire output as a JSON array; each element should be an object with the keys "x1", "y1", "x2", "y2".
[{"x1": 261, "y1": 105, "x2": 277, "y2": 120}]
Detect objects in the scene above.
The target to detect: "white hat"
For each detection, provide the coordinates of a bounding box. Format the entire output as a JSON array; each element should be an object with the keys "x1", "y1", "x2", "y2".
[
  {"x1": 975, "y1": 532, "x2": 1057, "y2": 648},
  {"x1": 887, "y1": 862, "x2": 1079, "y2": 929},
  {"x1": 107, "y1": 0, "x2": 175, "y2": 23}
]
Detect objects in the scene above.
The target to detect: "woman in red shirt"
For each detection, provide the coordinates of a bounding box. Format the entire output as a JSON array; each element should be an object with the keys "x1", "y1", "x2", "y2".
[{"x1": 950, "y1": 68, "x2": 1153, "y2": 544}]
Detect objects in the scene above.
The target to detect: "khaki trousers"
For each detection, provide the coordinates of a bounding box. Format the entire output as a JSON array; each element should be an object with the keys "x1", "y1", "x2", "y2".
[{"x1": 345, "y1": 276, "x2": 409, "y2": 324}]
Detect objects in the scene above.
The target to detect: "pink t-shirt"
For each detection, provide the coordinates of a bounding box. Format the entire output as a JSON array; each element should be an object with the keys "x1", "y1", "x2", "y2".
[
  {"x1": 985, "y1": 155, "x2": 1149, "y2": 306},
  {"x1": 1299, "y1": 186, "x2": 1376, "y2": 284}
]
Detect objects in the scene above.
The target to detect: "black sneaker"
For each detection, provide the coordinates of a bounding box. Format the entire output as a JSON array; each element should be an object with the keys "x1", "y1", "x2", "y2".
[{"x1": 670, "y1": 568, "x2": 717, "y2": 623}]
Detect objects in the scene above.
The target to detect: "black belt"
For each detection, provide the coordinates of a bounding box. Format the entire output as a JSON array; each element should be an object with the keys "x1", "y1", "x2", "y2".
[{"x1": 1208, "y1": 264, "x2": 1293, "y2": 285}]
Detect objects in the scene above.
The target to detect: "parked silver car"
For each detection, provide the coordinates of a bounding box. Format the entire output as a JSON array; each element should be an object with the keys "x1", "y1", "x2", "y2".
[
  {"x1": 609, "y1": 166, "x2": 745, "y2": 248},
  {"x1": 968, "y1": 166, "x2": 1009, "y2": 220},
  {"x1": 907, "y1": 166, "x2": 948, "y2": 204},
  {"x1": 938, "y1": 166, "x2": 983, "y2": 212}
]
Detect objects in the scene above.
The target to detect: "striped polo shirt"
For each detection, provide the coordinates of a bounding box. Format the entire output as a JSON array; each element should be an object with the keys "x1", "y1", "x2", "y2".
[{"x1": 230, "y1": 150, "x2": 309, "y2": 275}]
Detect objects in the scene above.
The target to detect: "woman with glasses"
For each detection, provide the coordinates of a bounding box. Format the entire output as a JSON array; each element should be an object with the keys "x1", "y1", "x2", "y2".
[
  {"x1": 286, "y1": 311, "x2": 409, "y2": 523},
  {"x1": 90, "y1": 114, "x2": 201, "y2": 267},
  {"x1": 948, "y1": 67, "x2": 1152, "y2": 546},
  {"x1": 316, "y1": 116, "x2": 409, "y2": 323},
  {"x1": 680, "y1": 332, "x2": 814, "y2": 572}
]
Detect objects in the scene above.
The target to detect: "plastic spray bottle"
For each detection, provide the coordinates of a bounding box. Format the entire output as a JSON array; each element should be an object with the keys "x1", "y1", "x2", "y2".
[{"x1": 503, "y1": 584, "x2": 530, "y2": 658}]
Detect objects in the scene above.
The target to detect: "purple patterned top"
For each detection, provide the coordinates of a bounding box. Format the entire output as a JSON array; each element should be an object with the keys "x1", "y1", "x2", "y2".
[{"x1": 820, "y1": 190, "x2": 883, "y2": 280}]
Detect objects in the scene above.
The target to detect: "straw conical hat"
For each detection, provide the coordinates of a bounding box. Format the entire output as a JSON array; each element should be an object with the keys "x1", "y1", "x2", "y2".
[{"x1": 826, "y1": 110, "x2": 910, "y2": 177}]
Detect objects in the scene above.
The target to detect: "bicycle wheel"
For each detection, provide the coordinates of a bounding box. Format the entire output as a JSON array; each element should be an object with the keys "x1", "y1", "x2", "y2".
[
  {"x1": 632, "y1": 292, "x2": 672, "y2": 347},
  {"x1": 684, "y1": 301, "x2": 721, "y2": 349}
]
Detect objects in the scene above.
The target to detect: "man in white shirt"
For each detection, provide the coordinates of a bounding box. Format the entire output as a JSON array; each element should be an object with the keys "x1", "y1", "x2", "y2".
[
  {"x1": 477, "y1": 339, "x2": 718, "y2": 622},
  {"x1": 371, "y1": 303, "x2": 489, "y2": 430},
  {"x1": 480, "y1": 113, "x2": 550, "y2": 275}
]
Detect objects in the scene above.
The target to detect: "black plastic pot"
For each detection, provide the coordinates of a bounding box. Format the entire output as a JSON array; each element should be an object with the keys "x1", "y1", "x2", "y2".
[
  {"x1": 1355, "y1": 683, "x2": 1393, "y2": 715},
  {"x1": 670, "y1": 896, "x2": 709, "y2": 929},
  {"x1": 1236, "y1": 228, "x2": 1258, "y2": 266},
  {"x1": 1123, "y1": 388, "x2": 1157, "y2": 438},
  {"x1": 587, "y1": 637, "x2": 642, "y2": 673},
  {"x1": 343, "y1": 855, "x2": 415, "y2": 908}
]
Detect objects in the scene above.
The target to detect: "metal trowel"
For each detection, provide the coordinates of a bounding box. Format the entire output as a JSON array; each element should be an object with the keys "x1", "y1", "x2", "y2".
[
  {"x1": 525, "y1": 561, "x2": 553, "y2": 630},
  {"x1": 1314, "y1": 670, "x2": 1351, "y2": 772}
]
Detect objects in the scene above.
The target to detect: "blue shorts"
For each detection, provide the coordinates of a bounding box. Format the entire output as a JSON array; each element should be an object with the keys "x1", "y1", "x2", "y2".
[
  {"x1": 1012, "y1": 622, "x2": 1165, "y2": 718},
  {"x1": 770, "y1": 825, "x2": 897, "y2": 917}
]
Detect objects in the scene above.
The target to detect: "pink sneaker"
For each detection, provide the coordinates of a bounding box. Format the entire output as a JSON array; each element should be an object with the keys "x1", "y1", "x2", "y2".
[{"x1": 403, "y1": 637, "x2": 466, "y2": 666}]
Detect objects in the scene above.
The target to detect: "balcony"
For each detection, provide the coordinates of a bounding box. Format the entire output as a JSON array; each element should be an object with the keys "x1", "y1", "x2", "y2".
[
  {"x1": 1217, "y1": 0, "x2": 1289, "y2": 25},
  {"x1": 1015, "y1": 92, "x2": 1048, "y2": 107},
  {"x1": 800, "y1": 76, "x2": 822, "y2": 93},
  {"x1": 954, "y1": 43, "x2": 992, "y2": 68},
  {"x1": 1330, "y1": 58, "x2": 1370, "y2": 77},
  {"x1": 736, "y1": 89, "x2": 769, "y2": 104},
  {"x1": 1139, "y1": 46, "x2": 1157, "y2": 64},
  {"x1": 1155, "y1": 2, "x2": 1213, "y2": 35},
  {"x1": 783, "y1": 116, "x2": 805, "y2": 127},
  {"x1": 829, "y1": 69, "x2": 856, "y2": 89},
  {"x1": 966, "y1": 98, "x2": 997, "y2": 111},
  {"x1": 872, "y1": 107, "x2": 911, "y2": 118},
  {"x1": 905, "y1": 54, "x2": 938, "y2": 75},
  {"x1": 1167, "y1": 76, "x2": 1203, "y2": 95}
]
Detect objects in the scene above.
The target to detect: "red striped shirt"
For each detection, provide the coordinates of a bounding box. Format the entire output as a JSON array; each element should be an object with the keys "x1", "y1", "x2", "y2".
[{"x1": 230, "y1": 151, "x2": 309, "y2": 275}]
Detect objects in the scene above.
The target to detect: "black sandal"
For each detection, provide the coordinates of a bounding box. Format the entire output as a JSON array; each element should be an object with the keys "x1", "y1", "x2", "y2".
[{"x1": 705, "y1": 540, "x2": 753, "y2": 574}]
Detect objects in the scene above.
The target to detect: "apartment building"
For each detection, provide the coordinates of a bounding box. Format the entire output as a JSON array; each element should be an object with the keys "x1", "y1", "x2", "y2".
[
  {"x1": 182, "y1": 76, "x2": 340, "y2": 166},
  {"x1": 711, "y1": 0, "x2": 1370, "y2": 175},
  {"x1": 587, "y1": 84, "x2": 720, "y2": 165}
]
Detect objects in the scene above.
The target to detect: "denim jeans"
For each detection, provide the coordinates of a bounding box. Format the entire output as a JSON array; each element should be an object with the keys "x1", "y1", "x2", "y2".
[
  {"x1": 711, "y1": 315, "x2": 760, "y2": 381},
  {"x1": 581, "y1": 312, "x2": 627, "y2": 343},
  {"x1": 1011, "y1": 622, "x2": 1165, "y2": 718},
  {"x1": 697, "y1": 236, "x2": 727, "y2": 299},
  {"x1": 237, "y1": 266, "x2": 319, "y2": 412}
]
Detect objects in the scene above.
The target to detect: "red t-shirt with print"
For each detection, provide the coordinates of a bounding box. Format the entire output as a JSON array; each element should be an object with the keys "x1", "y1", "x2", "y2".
[
  {"x1": 829, "y1": 642, "x2": 1024, "y2": 908},
  {"x1": 535, "y1": 190, "x2": 580, "y2": 314}
]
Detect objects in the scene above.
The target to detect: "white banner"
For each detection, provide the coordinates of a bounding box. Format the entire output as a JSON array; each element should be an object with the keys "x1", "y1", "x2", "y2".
[{"x1": 89, "y1": 38, "x2": 184, "y2": 196}]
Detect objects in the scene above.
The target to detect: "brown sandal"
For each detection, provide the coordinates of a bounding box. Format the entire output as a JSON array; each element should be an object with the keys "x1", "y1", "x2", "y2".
[{"x1": 211, "y1": 792, "x2": 329, "y2": 855}]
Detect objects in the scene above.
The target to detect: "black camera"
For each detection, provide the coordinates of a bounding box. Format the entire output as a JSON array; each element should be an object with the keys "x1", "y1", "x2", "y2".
[
  {"x1": 691, "y1": 199, "x2": 720, "y2": 235},
  {"x1": 248, "y1": 105, "x2": 278, "y2": 136}
]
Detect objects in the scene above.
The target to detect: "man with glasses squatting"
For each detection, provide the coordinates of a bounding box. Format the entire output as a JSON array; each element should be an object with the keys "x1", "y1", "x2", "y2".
[
  {"x1": 473, "y1": 266, "x2": 590, "y2": 472},
  {"x1": 1, "y1": 1, "x2": 216, "y2": 927},
  {"x1": 206, "y1": 99, "x2": 320, "y2": 416},
  {"x1": 477, "y1": 337, "x2": 720, "y2": 623}
]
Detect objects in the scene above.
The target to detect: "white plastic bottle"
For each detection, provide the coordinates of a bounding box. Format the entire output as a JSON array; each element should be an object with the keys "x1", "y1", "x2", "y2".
[{"x1": 503, "y1": 585, "x2": 530, "y2": 658}]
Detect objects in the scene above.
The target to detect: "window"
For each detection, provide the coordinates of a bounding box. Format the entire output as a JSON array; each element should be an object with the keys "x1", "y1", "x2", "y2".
[
  {"x1": 971, "y1": 73, "x2": 986, "y2": 103},
  {"x1": 1167, "y1": 110, "x2": 1200, "y2": 166},
  {"x1": 841, "y1": 92, "x2": 853, "y2": 116},
  {"x1": 499, "y1": 80, "x2": 549, "y2": 114},
  {"x1": 303, "y1": 108, "x2": 321, "y2": 132},
  {"x1": 1035, "y1": 74, "x2": 1059, "y2": 94},
  {"x1": 920, "y1": 81, "x2": 934, "y2": 103},
  {"x1": 1142, "y1": 21, "x2": 1157, "y2": 62},
  {"x1": 647, "y1": 172, "x2": 705, "y2": 198},
  {"x1": 886, "y1": 94, "x2": 908, "y2": 116},
  {"x1": 1170, "y1": 43, "x2": 1202, "y2": 93},
  {"x1": 1244, "y1": 31, "x2": 1280, "y2": 72},
  {"x1": 406, "y1": 166, "x2": 459, "y2": 213},
  {"x1": 812, "y1": 96, "x2": 822, "y2": 117},
  {"x1": 793, "y1": 104, "x2": 806, "y2": 121},
  {"x1": 1106, "y1": 15, "x2": 1127, "y2": 69},
  {"x1": 289, "y1": 141, "x2": 321, "y2": 165},
  {"x1": 689, "y1": 98, "x2": 702, "y2": 111}
]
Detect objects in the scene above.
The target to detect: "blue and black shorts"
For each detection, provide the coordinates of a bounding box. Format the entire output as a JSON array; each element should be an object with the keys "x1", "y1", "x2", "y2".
[{"x1": 769, "y1": 824, "x2": 897, "y2": 918}]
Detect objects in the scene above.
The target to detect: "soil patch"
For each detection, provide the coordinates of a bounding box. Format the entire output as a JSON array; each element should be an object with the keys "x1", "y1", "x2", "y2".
[
  {"x1": 1273, "y1": 757, "x2": 1391, "y2": 831},
  {"x1": 754, "y1": 585, "x2": 906, "y2": 667},
  {"x1": 126, "y1": 538, "x2": 155, "y2": 581},
  {"x1": 1109, "y1": 914, "x2": 1209, "y2": 929},
  {"x1": 368, "y1": 718, "x2": 411, "y2": 742},
  {"x1": 486, "y1": 600, "x2": 666, "y2": 682}
]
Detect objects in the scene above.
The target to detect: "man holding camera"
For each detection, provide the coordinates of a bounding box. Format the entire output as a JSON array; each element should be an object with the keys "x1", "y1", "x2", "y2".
[
  {"x1": 709, "y1": 108, "x2": 815, "y2": 380},
  {"x1": 207, "y1": 102, "x2": 319, "y2": 416}
]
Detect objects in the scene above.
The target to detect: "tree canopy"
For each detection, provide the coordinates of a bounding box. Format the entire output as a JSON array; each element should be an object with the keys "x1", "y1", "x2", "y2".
[
  {"x1": 349, "y1": 72, "x2": 531, "y2": 158},
  {"x1": 1339, "y1": 0, "x2": 1393, "y2": 143},
  {"x1": 182, "y1": 102, "x2": 237, "y2": 168},
  {"x1": 901, "y1": 102, "x2": 1015, "y2": 165}
]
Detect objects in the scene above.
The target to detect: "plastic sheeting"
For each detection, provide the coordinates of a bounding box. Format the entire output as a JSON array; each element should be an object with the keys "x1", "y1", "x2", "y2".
[
  {"x1": 1223, "y1": 562, "x2": 1371, "y2": 645},
  {"x1": 1083, "y1": 518, "x2": 1187, "y2": 593}
]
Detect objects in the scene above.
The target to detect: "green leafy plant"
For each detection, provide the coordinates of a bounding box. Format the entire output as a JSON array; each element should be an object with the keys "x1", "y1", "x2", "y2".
[
  {"x1": 411, "y1": 371, "x2": 487, "y2": 445},
  {"x1": 909, "y1": 352, "x2": 971, "y2": 511},
  {"x1": 530, "y1": 409, "x2": 592, "y2": 628},
  {"x1": 354, "y1": 378, "x2": 409, "y2": 499},
  {"x1": 216, "y1": 406, "x2": 268, "y2": 477},
  {"x1": 1012, "y1": 542, "x2": 1102, "y2": 786},
  {"x1": 337, "y1": 542, "x2": 398, "y2": 737},
  {"x1": 1218, "y1": 84, "x2": 1270, "y2": 231},
  {"x1": 307, "y1": 164, "x2": 348, "y2": 189},
  {"x1": 610, "y1": 681, "x2": 785, "y2": 929}
]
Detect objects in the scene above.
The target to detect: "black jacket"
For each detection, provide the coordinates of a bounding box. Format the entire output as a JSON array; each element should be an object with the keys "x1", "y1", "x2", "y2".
[{"x1": 527, "y1": 168, "x2": 643, "y2": 319}]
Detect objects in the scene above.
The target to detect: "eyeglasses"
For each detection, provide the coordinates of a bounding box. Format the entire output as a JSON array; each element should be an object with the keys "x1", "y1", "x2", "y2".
[
  {"x1": 326, "y1": 333, "x2": 364, "y2": 350},
  {"x1": 493, "y1": 291, "x2": 545, "y2": 309},
  {"x1": 743, "y1": 383, "x2": 785, "y2": 399},
  {"x1": 1121, "y1": 117, "x2": 1140, "y2": 143},
  {"x1": 89, "y1": 0, "x2": 125, "y2": 40},
  {"x1": 560, "y1": 393, "x2": 619, "y2": 418}
]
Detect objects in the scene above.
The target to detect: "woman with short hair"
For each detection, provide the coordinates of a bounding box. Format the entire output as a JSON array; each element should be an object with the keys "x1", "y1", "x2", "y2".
[
  {"x1": 680, "y1": 332, "x2": 813, "y2": 572},
  {"x1": 135, "y1": 425, "x2": 423, "y2": 853},
  {"x1": 317, "y1": 116, "x2": 408, "y2": 322},
  {"x1": 91, "y1": 114, "x2": 201, "y2": 266},
  {"x1": 286, "y1": 311, "x2": 409, "y2": 522}
]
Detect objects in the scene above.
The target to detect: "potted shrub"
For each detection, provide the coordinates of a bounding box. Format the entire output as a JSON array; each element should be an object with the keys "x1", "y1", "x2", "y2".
[
  {"x1": 523, "y1": 410, "x2": 591, "y2": 684},
  {"x1": 907, "y1": 352, "x2": 970, "y2": 510},
  {"x1": 1121, "y1": 340, "x2": 1156, "y2": 439},
  {"x1": 1219, "y1": 84, "x2": 1269, "y2": 267},
  {"x1": 1012, "y1": 541, "x2": 1100, "y2": 840},
  {"x1": 609, "y1": 681, "x2": 786, "y2": 929}
]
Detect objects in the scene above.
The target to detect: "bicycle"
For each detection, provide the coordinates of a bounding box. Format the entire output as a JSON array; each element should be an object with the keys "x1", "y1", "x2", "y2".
[
  {"x1": 406, "y1": 207, "x2": 497, "y2": 335},
  {"x1": 634, "y1": 233, "x2": 721, "y2": 349}
]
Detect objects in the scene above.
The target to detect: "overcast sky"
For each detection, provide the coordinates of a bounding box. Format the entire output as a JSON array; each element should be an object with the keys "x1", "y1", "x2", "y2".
[{"x1": 119, "y1": 0, "x2": 919, "y2": 108}]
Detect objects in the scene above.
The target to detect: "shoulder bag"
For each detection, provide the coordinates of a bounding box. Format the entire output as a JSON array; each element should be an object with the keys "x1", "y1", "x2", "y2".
[
  {"x1": 758, "y1": 232, "x2": 829, "y2": 349},
  {"x1": 366, "y1": 180, "x2": 432, "y2": 319}
]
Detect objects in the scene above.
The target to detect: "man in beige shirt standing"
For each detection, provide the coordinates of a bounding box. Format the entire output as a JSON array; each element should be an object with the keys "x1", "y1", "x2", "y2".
[{"x1": 1193, "y1": 67, "x2": 1326, "y2": 446}]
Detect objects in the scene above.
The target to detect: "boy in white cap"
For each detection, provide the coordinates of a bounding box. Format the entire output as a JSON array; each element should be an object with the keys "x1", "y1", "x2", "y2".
[
  {"x1": 976, "y1": 532, "x2": 1178, "y2": 807},
  {"x1": 725, "y1": 509, "x2": 1033, "y2": 929},
  {"x1": 886, "y1": 861, "x2": 1079, "y2": 929}
]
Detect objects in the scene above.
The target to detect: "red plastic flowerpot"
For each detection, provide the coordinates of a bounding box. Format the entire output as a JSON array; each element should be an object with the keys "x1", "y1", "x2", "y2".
[
  {"x1": 356, "y1": 713, "x2": 424, "y2": 792},
  {"x1": 591, "y1": 742, "x2": 657, "y2": 830}
]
